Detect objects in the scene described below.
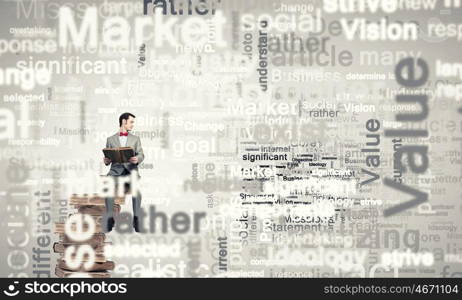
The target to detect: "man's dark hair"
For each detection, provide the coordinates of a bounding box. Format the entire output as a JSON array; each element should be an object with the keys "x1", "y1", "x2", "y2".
[{"x1": 119, "y1": 112, "x2": 135, "y2": 126}]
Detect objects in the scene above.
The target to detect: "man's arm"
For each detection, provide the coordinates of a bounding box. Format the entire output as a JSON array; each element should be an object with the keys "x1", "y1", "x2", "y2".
[
  {"x1": 134, "y1": 137, "x2": 144, "y2": 164},
  {"x1": 104, "y1": 137, "x2": 111, "y2": 166}
]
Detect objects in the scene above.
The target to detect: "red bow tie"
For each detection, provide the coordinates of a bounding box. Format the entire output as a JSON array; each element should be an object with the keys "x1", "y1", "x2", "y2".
[{"x1": 119, "y1": 132, "x2": 128, "y2": 136}]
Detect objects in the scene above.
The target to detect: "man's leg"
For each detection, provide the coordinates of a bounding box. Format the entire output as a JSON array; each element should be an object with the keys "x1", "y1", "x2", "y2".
[
  {"x1": 104, "y1": 197, "x2": 114, "y2": 218},
  {"x1": 132, "y1": 190, "x2": 142, "y2": 232},
  {"x1": 132, "y1": 192, "x2": 142, "y2": 217},
  {"x1": 104, "y1": 176, "x2": 118, "y2": 232},
  {"x1": 121, "y1": 171, "x2": 142, "y2": 232},
  {"x1": 104, "y1": 196, "x2": 115, "y2": 232}
]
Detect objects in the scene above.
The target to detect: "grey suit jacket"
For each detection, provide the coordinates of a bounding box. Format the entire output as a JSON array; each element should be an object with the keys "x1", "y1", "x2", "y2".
[{"x1": 106, "y1": 133, "x2": 144, "y2": 176}]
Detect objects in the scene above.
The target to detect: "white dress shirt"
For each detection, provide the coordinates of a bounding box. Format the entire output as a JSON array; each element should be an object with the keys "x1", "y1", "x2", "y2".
[{"x1": 119, "y1": 134, "x2": 127, "y2": 147}]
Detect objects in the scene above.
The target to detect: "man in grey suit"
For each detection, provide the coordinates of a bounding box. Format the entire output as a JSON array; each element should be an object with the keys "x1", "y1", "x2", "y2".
[{"x1": 103, "y1": 112, "x2": 144, "y2": 232}]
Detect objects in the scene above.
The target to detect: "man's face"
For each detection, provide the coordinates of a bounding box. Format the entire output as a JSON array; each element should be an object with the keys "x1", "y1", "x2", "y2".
[{"x1": 124, "y1": 116, "x2": 135, "y2": 131}]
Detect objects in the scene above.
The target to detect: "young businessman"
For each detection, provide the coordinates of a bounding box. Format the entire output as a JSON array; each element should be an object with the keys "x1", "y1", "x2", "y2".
[{"x1": 103, "y1": 112, "x2": 144, "y2": 232}]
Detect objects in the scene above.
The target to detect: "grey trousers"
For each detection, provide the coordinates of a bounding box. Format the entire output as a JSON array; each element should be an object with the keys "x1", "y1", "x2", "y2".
[
  {"x1": 104, "y1": 192, "x2": 142, "y2": 218},
  {"x1": 104, "y1": 173, "x2": 142, "y2": 219}
]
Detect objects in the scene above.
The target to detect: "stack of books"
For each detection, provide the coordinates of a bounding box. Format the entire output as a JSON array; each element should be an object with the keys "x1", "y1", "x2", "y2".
[{"x1": 54, "y1": 194, "x2": 124, "y2": 278}]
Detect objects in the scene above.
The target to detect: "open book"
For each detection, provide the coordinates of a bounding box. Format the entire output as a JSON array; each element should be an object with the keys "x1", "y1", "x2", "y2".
[{"x1": 102, "y1": 147, "x2": 134, "y2": 163}]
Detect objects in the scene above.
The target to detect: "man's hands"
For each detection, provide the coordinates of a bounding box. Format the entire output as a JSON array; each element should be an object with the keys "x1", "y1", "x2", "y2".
[{"x1": 104, "y1": 157, "x2": 111, "y2": 165}]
